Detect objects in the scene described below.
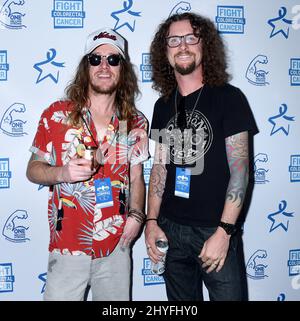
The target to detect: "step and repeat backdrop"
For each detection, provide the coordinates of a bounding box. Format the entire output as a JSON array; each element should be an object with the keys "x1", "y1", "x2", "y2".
[{"x1": 0, "y1": 0, "x2": 299, "y2": 301}]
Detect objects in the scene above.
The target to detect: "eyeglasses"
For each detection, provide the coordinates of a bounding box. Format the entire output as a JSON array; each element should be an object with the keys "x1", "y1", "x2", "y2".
[
  {"x1": 166, "y1": 33, "x2": 201, "y2": 48},
  {"x1": 87, "y1": 53, "x2": 121, "y2": 67}
]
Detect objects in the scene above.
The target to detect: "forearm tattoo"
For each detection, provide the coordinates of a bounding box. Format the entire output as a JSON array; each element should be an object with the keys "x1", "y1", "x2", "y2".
[
  {"x1": 225, "y1": 131, "x2": 249, "y2": 207},
  {"x1": 149, "y1": 164, "x2": 167, "y2": 198}
]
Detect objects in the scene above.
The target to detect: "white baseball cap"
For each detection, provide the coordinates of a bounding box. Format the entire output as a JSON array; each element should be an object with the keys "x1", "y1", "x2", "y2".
[{"x1": 84, "y1": 27, "x2": 125, "y2": 58}]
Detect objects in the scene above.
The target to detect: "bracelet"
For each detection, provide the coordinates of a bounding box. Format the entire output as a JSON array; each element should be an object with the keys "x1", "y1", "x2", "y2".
[
  {"x1": 128, "y1": 208, "x2": 146, "y2": 224},
  {"x1": 145, "y1": 218, "x2": 158, "y2": 222}
]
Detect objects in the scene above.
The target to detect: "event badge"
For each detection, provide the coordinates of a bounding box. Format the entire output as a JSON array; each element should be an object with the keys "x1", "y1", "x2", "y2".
[
  {"x1": 174, "y1": 167, "x2": 191, "y2": 199},
  {"x1": 94, "y1": 178, "x2": 113, "y2": 208}
]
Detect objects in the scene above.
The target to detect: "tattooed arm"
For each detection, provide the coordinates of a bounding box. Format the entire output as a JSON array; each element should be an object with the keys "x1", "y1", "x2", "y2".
[
  {"x1": 221, "y1": 131, "x2": 249, "y2": 223},
  {"x1": 199, "y1": 131, "x2": 249, "y2": 273},
  {"x1": 145, "y1": 142, "x2": 168, "y2": 263}
]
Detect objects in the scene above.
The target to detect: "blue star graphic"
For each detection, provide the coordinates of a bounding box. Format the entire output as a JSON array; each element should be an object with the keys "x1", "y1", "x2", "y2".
[
  {"x1": 268, "y1": 103, "x2": 295, "y2": 136},
  {"x1": 111, "y1": 0, "x2": 141, "y2": 32},
  {"x1": 38, "y1": 272, "x2": 47, "y2": 293},
  {"x1": 268, "y1": 200, "x2": 294, "y2": 232},
  {"x1": 33, "y1": 48, "x2": 65, "y2": 84},
  {"x1": 268, "y1": 7, "x2": 292, "y2": 39}
]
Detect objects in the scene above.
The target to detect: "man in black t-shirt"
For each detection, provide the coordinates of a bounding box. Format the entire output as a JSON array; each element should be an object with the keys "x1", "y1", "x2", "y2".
[{"x1": 145, "y1": 12, "x2": 258, "y2": 301}]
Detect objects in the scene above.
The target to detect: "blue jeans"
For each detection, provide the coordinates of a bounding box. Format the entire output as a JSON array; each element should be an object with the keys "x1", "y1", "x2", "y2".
[{"x1": 158, "y1": 215, "x2": 245, "y2": 301}]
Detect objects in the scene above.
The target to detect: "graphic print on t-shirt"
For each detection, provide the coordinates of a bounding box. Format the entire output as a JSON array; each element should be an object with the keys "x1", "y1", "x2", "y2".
[{"x1": 165, "y1": 109, "x2": 213, "y2": 170}]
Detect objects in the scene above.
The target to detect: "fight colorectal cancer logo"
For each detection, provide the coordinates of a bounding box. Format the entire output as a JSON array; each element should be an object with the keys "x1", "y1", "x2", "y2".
[
  {"x1": 52, "y1": 0, "x2": 85, "y2": 28},
  {"x1": 288, "y1": 249, "x2": 300, "y2": 276},
  {"x1": 215, "y1": 5, "x2": 245, "y2": 34},
  {"x1": 289, "y1": 154, "x2": 300, "y2": 182},
  {"x1": 140, "y1": 53, "x2": 152, "y2": 83},
  {"x1": 289, "y1": 58, "x2": 300, "y2": 86},
  {"x1": 142, "y1": 258, "x2": 165, "y2": 286},
  {"x1": 0, "y1": 263, "x2": 15, "y2": 293},
  {"x1": 0, "y1": 50, "x2": 9, "y2": 81},
  {"x1": 0, "y1": 158, "x2": 12, "y2": 189}
]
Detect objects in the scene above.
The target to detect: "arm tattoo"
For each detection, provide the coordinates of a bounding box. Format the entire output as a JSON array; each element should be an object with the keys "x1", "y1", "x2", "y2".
[
  {"x1": 149, "y1": 164, "x2": 167, "y2": 198},
  {"x1": 225, "y1": 131, "x2": 249, "y2": 207}
]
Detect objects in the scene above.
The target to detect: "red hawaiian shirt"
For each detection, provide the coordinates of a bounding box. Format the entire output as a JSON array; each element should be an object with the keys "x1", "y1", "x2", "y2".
[{"x1": 30, "y1": 101, "x2": 149, "y2": 258}]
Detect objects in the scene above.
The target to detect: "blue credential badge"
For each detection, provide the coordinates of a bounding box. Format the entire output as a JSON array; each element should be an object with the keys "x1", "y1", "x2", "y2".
[
  {"x1": 175, "y1": 167, "x2": 191, "y2": 199},
  {"x1": 95, "y1": 178, "x2": 113, "y2": 208}
]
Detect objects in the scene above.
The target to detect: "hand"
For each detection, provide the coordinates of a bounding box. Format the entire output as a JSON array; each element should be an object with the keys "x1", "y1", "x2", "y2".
[
  {"x1": 199, "y1": 227, "x2": 230, "y2": 273},
  {"x1": 60, "y1": 158, "x2": 96, "y2": 183},
  {"x1": 119, "y1": 216, "x2": 142, "y2": 249},
  {"x1": 144, "y1": 221, "x2": 167, "y2": 264}
]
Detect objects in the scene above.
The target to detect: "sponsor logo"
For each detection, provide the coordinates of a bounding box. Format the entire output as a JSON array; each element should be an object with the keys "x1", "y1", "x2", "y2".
[
  {"x1": 0, "y1": 50, "x2": 9, "y2": 81},
  {"x1": 246, "y1": 250, "x2": 268, "y2": 279},
  {"x1": 169, "y1": 1, "x2": 191, "y2": 17},
  {"x1": 0, "y1": 158, "x2": 12, "y2": 189},
  {"x1": 0, "y1": 103, "x2": 27, "y2": 136},
  {"x1": 268, "y1": 103, "x2": 295, "y2": 136},
  {"x1": 2, "y1": 210, "x2": 30, "y2": 242},
  {"x1": 0, "y1": 0, "x2": 26, "y2": 29},
  {"x1": 287, "y1": 249, "x2": 300, "y2": 276},
  {"x1": 52, "y1": 0, "x2": 85, "y2": 28},
  {"x1": 111, "y1": 0, "x2": 141, "y2": 32},
  {"x1": 289, "y1": 58, "x2": 300, "y2": 86},
  {"x1": 143, "y1": 157, "x2": 153, "y2": 187},
  {"x1": 33, "y1": 48, "x2": 65, "y2": 84},
  {"x1": 267, "y1": 200, "x2": 294, "y2": 233},
  {"x1": 141, "y1": 258, "x2": 165, "y2": 286},
  {"x1": 254, "y1": 153, "x2": 269, "y2": 184},
  {"x1": 289, "y1": 155, "x2": 300, "y2": 182},
  {"x1": 215, "y1": 5, "x2": 245, "y2": 34},
  {"x1": 0, "y1": 263, "x2": 15, "y2": 293},
  {"x1": 38, "y1": 272, "x2": 47, "y2": 293},
  {"x1": 246, "y1": 55, "x2": 269, "y2": 86},
  {"x1": 268, "y1": 7, "x2": 292, "y2": 39},
  {"x1": 140, "y1": 53, "x2": 152, "y2": 82}
]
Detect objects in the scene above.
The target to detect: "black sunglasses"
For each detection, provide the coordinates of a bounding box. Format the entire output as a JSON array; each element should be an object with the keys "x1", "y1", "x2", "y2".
[{"x1": 87, "y1": 53, "x2": 121, "y2": 67}]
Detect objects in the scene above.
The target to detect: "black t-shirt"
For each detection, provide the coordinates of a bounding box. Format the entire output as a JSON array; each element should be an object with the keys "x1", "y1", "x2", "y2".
[{"x1": 150, "y1": 84, "x2": 258, "y2": 227}]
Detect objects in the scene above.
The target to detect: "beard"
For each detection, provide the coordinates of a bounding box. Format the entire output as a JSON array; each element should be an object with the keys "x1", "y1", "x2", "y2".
[
  {"x1": 90, "y1": 81, "x2": 118, "y2": 95},
  {"x1": 174, "y1": 61, "x2": 196, "y2": 75}
]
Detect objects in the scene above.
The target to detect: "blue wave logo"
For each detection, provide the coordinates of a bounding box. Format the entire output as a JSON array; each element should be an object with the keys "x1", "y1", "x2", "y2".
[
  {"x1": 268, "y1": 7, "x2": 292, "y2": 39},
  {"x1": 268, "y1": 103, "x2": 295, "y2": 136},
  {"x1": 267, "y1": 200, "x2": 294, "y2": 233},
  {"x1": 33, "y1": 48, "x2": 65, "y2": 84},
  {"x1": 111, "y1": 0, "x2": 141, "y2": 32}
]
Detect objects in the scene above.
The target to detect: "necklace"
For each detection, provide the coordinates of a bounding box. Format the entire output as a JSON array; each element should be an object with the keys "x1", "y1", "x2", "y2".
[
  {"x1": 174, "y1": 85, "x2": 205, "y2": 129},
  {"x1": 80, "y1": 110, "x2": 117, "y2": 166}
]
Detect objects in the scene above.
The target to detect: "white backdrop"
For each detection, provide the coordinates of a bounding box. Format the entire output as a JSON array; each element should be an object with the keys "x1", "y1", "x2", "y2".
[{"x1": 0, "y1": 0, "x2": 299, "y2": 301}]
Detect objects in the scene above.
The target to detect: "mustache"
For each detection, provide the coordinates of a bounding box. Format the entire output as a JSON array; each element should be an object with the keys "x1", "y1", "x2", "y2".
[{"x1": 175, "y1": 51, "x2": 194, "y2": 58}]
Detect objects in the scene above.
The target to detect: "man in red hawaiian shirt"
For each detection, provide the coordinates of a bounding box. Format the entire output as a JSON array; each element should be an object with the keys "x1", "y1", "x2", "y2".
[{"x1": 26, "y1": 27, "x2": 149, "y2": 301}]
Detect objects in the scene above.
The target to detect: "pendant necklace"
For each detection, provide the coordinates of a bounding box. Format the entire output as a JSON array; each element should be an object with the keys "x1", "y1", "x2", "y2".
[{"x1": 174, "y1": 84, "x2": 205, "y2": 129}]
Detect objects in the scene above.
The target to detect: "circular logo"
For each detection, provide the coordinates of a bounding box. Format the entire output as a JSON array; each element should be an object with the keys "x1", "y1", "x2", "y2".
[{"x1": 165, "y1": 110, "x2": 213, "y2": 165}]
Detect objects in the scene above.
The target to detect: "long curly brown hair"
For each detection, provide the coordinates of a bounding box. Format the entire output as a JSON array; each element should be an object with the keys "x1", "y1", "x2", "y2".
[
  {"x1": 150, "y1": 12, "x2": 230, "y2": 98},
  {"x1": 65, "y1": 54, "x2": 139, "y2": 131}
]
